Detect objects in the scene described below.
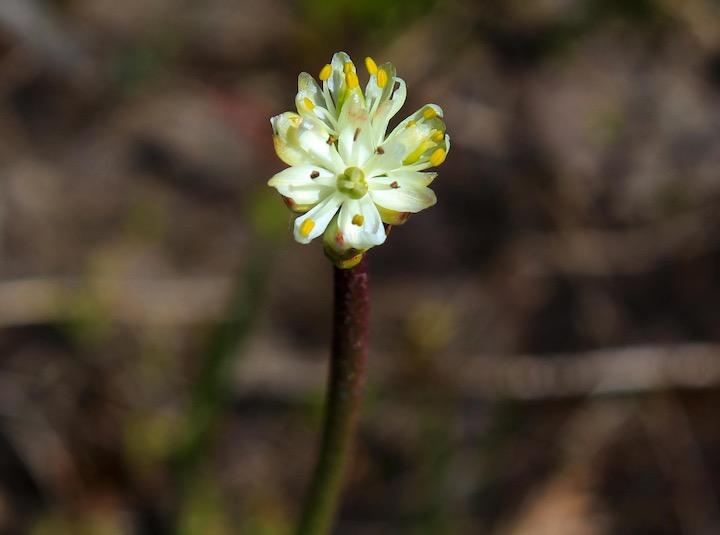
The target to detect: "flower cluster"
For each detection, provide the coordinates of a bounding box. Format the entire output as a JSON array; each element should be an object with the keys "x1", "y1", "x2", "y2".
[{"x1": 268, "y1": 52, "x2": 449, "y2": 268}]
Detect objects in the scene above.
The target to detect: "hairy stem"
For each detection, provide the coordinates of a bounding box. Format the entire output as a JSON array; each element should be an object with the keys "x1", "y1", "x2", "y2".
[{"x1": 297, "y1": 256, "x2": 370, "y2": 535}]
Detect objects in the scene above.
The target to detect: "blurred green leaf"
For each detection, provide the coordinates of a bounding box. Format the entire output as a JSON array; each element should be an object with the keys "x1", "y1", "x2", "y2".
[{"x1": 300, "y1": 0, "x2": 440, "y2": 38}]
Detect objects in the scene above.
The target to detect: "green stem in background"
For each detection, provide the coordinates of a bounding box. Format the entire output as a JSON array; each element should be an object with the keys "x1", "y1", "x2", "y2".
[
  {"x1": 169, "y1": 189, "x2": 287, "y2": 534},
  {"x1": 297, "y1": 256, "x2": 370, "y2": 535},
  {"x1": 172, "y1": 236, "x2": 272, "y2": 493}
]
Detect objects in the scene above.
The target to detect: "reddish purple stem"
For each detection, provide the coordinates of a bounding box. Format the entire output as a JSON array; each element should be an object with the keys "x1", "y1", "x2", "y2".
[{"x1": 297, "y1": 256, "x2": 369, "y2": 535}]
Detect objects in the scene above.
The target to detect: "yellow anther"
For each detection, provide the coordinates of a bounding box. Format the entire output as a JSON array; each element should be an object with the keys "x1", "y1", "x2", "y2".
[
  {"x1": 431, "y1": 130, "x2": 445, "y2": 142},
  {"x1": 343, "y1": 61, "x2": 354, "y2": 74},
  {"x1": 300, "y1": 218, "x2": 316, "y2": 237},
  {"x1": 423, "y1": 107, "x2": 438, "y2": 119},
  {"x1": 303, "y1": 97, "x2": 315, "y2": 110},
  {"x1": 403, "y1": 140, "x2": 434, "y2": 166},
  {"x1": 345, "y1": 71, "x2": 359, "y2": 89},
  {"x1": 364, "y1": 56, "x2": 378, "y2": 75},
  {"x1": 351, "y1": 214, "x2": 364, "y2": 226},
  {"x1": 377, "y1": 68, "x2": 388, "y2": 88},
  {"x1": 319, "y1": 64, "x2": 332, "y2": 81},
  {"x1": 405, "y1": 119, "x2": 416, "y2": 128},
  {"x1": 430, "y1": 148, "x2": 447, "y2": 167}
]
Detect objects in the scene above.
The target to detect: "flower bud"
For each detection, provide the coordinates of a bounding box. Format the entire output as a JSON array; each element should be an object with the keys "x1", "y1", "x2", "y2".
[{"x1": 323, "y1": 216, "x2": 366, "y2": 269}]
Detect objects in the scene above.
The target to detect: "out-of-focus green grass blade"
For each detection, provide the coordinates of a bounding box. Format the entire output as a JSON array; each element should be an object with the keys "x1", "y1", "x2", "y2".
[{"x1": 171, "y1": 188, "x2": 287, "y2": 524}]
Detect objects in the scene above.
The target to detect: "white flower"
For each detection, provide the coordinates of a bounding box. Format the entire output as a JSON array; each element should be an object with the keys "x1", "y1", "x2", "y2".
[{"x1": 268, "y1": 52, "x2": 449, "y2": 267}]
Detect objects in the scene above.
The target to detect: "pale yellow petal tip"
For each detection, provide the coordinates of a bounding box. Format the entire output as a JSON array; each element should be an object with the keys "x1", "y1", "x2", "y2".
[
  {"x1": 299, "y1": 218, "x2": 316, "y2": 237},
  {"x1": 319, "y1": 64, "x2": 332, "y2": 81},
  {"x1": 281, "y1": 196, "x2": 312, "y2": 214},
  {"x1": 377, "y1": 68, "x2": 389, "y2": 88},
  {"x1": 336, "y1": 253, "x2": 364, "y2": 269},
  {"x1": 430, "y1": 148, "x2": 447, "y2": 167},
  {"x1": 364, "y1": 56, "x2": 378, "y2": 75},
  {"x1": 377, "y1": 206, "x2": 411, "y2": 226},
  {"x1": 323, "y1": 238, "x2": 367, "y2": 269}
]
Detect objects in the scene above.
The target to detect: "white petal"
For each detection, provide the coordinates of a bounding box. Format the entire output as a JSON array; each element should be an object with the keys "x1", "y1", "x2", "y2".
[
  {"x1": 370, "y1": 183, "x2": 437, "y2": 213},
  {"x1": 296, "y1": 121, "x2": 345, "y2": 172},
  {"x1": 271, "y1": 110, "x2": 345, "y2": 172},
  {"x1": 386, "y1": 104, "x2": 445, "y2": 144},
  {"x1": 270, "y1": 112, "x2": 305, "y2": 166},
  {"x1": 336, "y1": 91, "x2": 373, "y2": 167},
  {"x1": 369, "y1": 170, "x2": 437, "y2": 188},
  {"x1": 365, "y1": 63, "x2": 393, "y2": 113},
  {"x1": 268, "y1": 165, "x2": 335, "y2": 205},
  {"x1": 268, "y1": 165, "x2": 334, "y2": 187},
  {"x1": 296, "y1": 73, "x2": 323, "y2": 109},
  {"x1": 336, "y1": 124, "x2": 373, "y2": 168},
  {"x1": 293, "y1": 193, "x2": 343, "y2": 244},
  {"x1": 364, "y1": 62, "x2": 407, "y2": 145},
  {"x1": 401, "y1": 133, "x2": 451, "y2": 172},
  {"x1": 365, "y1": 104, "x2": 447, "y2": 173},
  {"x1": 296, "y1": 72, "x2": 337, "y2": 133},
  {"x1": 370, "y1": 78, "x2": 406, "y2": 145},
  {"x1": 327, "y1": 52, "x2": 352, "y2": 108},
  {"x1": 337, "y1": 196, "x2": 386, "y2": 250}
]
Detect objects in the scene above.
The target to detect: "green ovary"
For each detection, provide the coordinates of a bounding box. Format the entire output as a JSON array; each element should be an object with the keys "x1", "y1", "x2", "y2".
[{"x1": 336, "y1": 167, "x2": 368, "y2": 199}]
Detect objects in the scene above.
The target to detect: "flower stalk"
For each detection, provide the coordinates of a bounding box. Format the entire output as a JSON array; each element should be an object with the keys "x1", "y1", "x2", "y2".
[{"x1": 297, "y1": 256, "x2": 370, "y2": 535}]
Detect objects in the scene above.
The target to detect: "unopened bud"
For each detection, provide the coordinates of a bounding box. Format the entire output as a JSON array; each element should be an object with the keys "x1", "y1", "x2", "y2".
[{"x1": 323, "y1": 216, "x2": 367, "y2": 269}]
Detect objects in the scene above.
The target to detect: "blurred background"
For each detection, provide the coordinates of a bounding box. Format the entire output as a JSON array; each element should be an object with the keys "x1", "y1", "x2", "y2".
[{"x1": 1, "y1": 0, "x2": 720, "y2": 533}]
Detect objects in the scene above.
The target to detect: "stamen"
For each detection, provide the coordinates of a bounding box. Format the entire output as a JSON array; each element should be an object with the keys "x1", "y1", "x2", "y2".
[
  {"x1": 430, "y1": 148, "x2": 447, "y2": 167},
  {"x1": 310, "y1": 171, "x2": 320, "y2": 178},
  {"x1": 300, "y1": 218, "x2": 315, "y2": 237},
  {"x1": 303, "y1": 97, "x2": 315, "y2": 110},
  {"x1": 365, "y1": 57, "x2": 378, "y2": 75},
  {"x1": 431, "y1": 130, "x2": 445, "y2": 142},
  {"x1": 377, "y1": 68, "x2": 388, "y2": 88},
  {"x1": 376, "y1": 146, "x2": 385, "y2": 154},
  {"x1": 343, "y1": 61, "x2": 354, "y2": 74},
  {"x1": 316, "y1": 106, "x2": 339, "y2": 127},
  {"x1": 405, "y1": 119, "x2": 416, "y2": 128},
  {"x1": 423, "y1": 107, "x2": 438, "y2": 119},
  {"x1": 351, "y1": 214, "x2": 364, "y2": 226},
  {"x1": 390, "y1": 181, "x2": 399, "y2": 189},
  {"x1": 403, "y1": 140, "x2": 434, "y2": 165},
  {"x1": 319, "y1": 64, "x2": 332, "y2": 81},
  {"x1": 327, "y1": 135, "x2": 337, "y2": 145},
  {"x1": 345, "y1": 71, "x2": 359, "y2": 89}
]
